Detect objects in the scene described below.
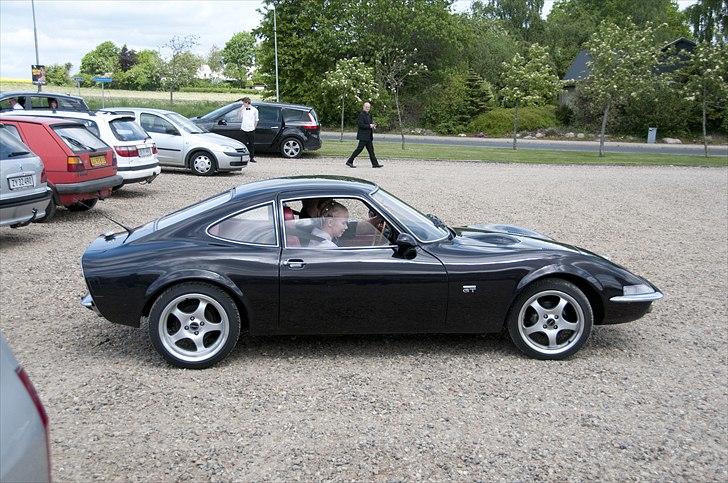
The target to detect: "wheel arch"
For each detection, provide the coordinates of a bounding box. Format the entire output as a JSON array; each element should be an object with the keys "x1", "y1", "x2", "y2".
[
  {"x1": 185, "y1": 148, "x2": 217, "y2": 169},
  {"x1": 142, "y1": 271, "x2": 251, "y2": 333}
]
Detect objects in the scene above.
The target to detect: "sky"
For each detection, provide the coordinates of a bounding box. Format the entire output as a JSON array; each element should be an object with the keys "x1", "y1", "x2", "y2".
[{"x1": 0, "y1": 0, "x2": 699, "y2": 80}]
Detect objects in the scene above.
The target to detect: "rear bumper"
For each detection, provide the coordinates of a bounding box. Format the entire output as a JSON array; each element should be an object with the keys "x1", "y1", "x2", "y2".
[
  {"x1": 55, "y1": 175, "x2": 124, "y2": 194},
  {"x1": 116, "y1": 163, "x2": 161, "y2": 182},
  {"x1": 0, "y1": 188, "x2": 51, "y2": 227},
  {"x1": 81, "y1": 293, "x2": 101, "y2": 316},
  {"x1": 304, "y1": 136, "x2": 322, "y2": 151}
]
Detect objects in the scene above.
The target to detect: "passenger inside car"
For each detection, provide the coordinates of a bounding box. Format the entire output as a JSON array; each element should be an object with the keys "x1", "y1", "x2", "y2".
[{"x1": 309, "y1": 201, "x2": 349, "y2": 248}]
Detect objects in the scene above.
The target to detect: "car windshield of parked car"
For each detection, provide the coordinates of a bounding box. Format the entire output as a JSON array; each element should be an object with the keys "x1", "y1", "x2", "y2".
[
  {"x1": 109, "y1": 118, "x2": 148, "y2": 141},
  {"x1": 165, "y1": 112, "x2": 207, "y2": 134},
  {"x1": 0, "y1": 128, "x2": 33, "y2": 159},
  {"x1": 371, "y1": 189, "x2": 449, "y2": 243},
  {"x1": 157, "y1": 191, "x2": 232, "y2": 230},
  {"x1": 199, "y1": 104, "x2": 235, "y2": 121},
  {"x1": 52, "y1": 125, "x2": 108, "y2": 153}
]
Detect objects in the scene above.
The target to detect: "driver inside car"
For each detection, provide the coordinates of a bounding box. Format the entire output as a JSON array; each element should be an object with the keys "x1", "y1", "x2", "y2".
[{"x1": 309, "y1": 201, "x2": 349, "y2": 248}]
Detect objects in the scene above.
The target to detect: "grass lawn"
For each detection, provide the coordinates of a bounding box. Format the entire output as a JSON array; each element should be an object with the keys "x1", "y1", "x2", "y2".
[{"x1": 318, "y1": 140, "x2": 727, "y2": 167}]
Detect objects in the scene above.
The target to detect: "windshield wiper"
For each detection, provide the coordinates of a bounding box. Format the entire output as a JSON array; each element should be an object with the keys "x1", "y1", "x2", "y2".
[
  {"x1": 8, "y1": 151, "x2": 30, "y2": 157},
  {"x1": 61, "y1": 135, "x2": 92, "y2": 151},
  {"x1": 427, "y1": 213, "x2": 456, "y2": 239}
]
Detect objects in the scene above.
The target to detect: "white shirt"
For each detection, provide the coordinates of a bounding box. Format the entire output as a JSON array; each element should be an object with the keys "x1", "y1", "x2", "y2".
[
  {"x1": 309, "y1": 227, "x2": 337, "y2": 248},
  {"x1": 12, "y1": 103, "x2": 23, "y2": 110},
  {"x1": 239, "y1": 105, "x2": 258, "y2": 132}
]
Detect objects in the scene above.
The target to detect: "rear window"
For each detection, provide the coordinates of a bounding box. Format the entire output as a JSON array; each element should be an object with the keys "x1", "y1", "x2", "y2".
[
  {"x1": 157, "y1": 191, "x2": 232, "y2": 230},
  {"x1": 109, "y1": 118, "x2": 148, "y2": 141},
  {"x1": 0, "y1": 128, "x2": 33, "y2": 160},
  {"x1": 52, "y1": 125, "x2": 108, "y2": 153}
]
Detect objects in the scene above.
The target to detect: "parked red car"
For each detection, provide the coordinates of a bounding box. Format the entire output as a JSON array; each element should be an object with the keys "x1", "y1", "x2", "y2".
[{"x1": 0, "y1": 116, "x2": 122, "y2": 219}]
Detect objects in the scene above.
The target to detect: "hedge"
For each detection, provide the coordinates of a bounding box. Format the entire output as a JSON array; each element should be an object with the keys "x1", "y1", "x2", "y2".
[{"x1": 469, "y1": 106, "x2": 557, "y2": 136}]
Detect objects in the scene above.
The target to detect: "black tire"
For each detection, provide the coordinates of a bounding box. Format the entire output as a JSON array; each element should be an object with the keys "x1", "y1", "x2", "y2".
[
  {"x1": 148, "y1": 282, "x2": 241, "y2": 369},
  {"x1": 506, "y1": 278, "x2": 593, "y2": 360},
  {"x1": 35, "y1": 198, "x2": 57, "y2": 222},
  {"x1": 189, "y1": 150, "x2": 218, "y2": 176},
  {"x1": 280, "y1": 137, "x2": 303, "y2": 158},
  {"x1": 67, "y1": 198, "x2": 98, "y2": 211}
]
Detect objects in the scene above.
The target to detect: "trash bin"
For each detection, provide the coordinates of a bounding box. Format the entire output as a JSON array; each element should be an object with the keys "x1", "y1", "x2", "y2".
[{"x1": 647, "y1": 127, "x2": 657, "y2": 144}]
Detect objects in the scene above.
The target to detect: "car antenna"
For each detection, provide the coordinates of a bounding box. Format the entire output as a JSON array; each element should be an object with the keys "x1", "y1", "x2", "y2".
[{"x1": 77, "y1": 200, "x2": 133, "y2": 234}]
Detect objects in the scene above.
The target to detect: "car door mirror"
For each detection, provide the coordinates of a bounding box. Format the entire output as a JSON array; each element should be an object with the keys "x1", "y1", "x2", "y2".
[
  {"x1": 395, "y1": 233, "x2": 417, "y2": 259},
  {"x1": 167, "y1": 127, "x2": 180, "y2": 136},
  {"x1": 218, "y1": 119, "x2": 227, "y2": 126}
]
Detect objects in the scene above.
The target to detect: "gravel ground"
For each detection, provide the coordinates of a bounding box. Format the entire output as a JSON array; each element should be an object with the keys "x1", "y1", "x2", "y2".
[{"x1": 1, "y1": 157, "x2": 726, "y2": 481}]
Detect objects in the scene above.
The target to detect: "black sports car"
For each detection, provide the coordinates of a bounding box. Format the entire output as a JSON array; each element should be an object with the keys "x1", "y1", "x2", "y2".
[{"x1": 81, "y1": 176, "x2": 663, "y2": 368}]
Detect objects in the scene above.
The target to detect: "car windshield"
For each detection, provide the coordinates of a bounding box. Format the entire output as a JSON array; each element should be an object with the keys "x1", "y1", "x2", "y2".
[
  {"x1": 165, "y1": 112, "x2": 206, "y2": 133},
  {"x1": 372, "y1": 189, "x2": 449, "y2": 243},
  {"x1": 198, "y1": 104, "x2": 235, "y2": 121},
  {"x1": 0, "y1": 128, "x2": 33, "y2": 159},
  {"x1": 52, "y1": 125, "x2": 108, "y2": 153},
  {"x1": 109, "y1": 118, "x2": 149, "y2": 141}
]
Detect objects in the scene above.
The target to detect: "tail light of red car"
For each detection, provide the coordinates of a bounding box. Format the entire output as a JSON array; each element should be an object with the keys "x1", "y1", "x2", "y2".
[
  {"x1": 302, "y1": 112, "x2": 319, "y2": 131},
  {"x1": 67, "y1": 156, "x2": 84, "y2": 172},
  {"x1": 115, "y1": 146, "x2": 139, "y2": 157},
  {"x1": 16, "y1": 366, "x2": 51, "y2": 480}
]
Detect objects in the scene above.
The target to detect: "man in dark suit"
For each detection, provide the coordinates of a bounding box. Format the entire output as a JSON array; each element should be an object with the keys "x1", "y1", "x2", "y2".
[{"x1": 346, "y1": 101, "x2": 383, "y2": 168}]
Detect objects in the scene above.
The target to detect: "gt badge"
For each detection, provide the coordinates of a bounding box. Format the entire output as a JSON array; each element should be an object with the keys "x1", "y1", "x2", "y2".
[{"x1": 462, "y1": 285, "x2": 477, "y2": 294}]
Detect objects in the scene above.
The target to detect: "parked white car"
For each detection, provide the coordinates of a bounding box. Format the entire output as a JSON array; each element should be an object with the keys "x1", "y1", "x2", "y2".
[
  {"x1": 102, "y1": 108, "x2": 249, "y2": 176},
  {"x1": 7, "y1": 110, "x2": 161, "y2": 188},
  {"x1": 0, "y1": 126, "x2": 52, "y2": 227},
  {"x1": 0, "y1": 333, "x2": 51, "y2": 483}
]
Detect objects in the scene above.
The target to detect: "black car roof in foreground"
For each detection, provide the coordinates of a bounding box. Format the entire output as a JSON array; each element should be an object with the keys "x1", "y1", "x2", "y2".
[
  {"x1": 232, "y1": 176, "x2": 378, "y2": 199},
  {"x1": 0, "y1": 91, "x2": 85, "y2": 100}
]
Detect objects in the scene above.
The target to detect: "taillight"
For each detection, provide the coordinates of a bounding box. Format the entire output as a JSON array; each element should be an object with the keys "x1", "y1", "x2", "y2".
[
  {"x1": 16, "y1": 367, "x2": 51, "y2": 480},
  {"x1": 67, "y1": 156, "x2": 84, "y2": 172},
  {"x1": 40, "y1": 167, "x2": 47, "y2": 183},
  {"x1": 302, "y1": 112, "x2": 319, "y2": 131},
  {"x1": 152, "y1": 144, "x2": 158, "y2": 154},
  {"x1": 115, "y1": 146, "x2": 139, "y2": 157}
]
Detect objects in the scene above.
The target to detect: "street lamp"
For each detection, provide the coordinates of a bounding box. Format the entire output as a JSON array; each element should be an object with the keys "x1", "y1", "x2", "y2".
[
  {"x1": 273, "y1": 3, "x2": 279, "y2": 102},
  {"x1": 31, "y1": 0, "x2": 41, "y2": 93}
]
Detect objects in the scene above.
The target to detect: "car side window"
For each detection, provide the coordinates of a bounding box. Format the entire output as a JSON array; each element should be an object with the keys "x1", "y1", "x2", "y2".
[
  {"x1": 223, "y1": 107, "x2": 240, "y2": 123},
  {"x1": 209, "y1": 204, "x2": 277, "y2": 245},
  {"x1": 282, "y1": 108, "x2": 308, "y2": 123},
  {"x1": 257, "y1": 106, "x2": 279, "y2": 124},
  {"x1": 140, "y1": 113, "x2": 178, "y2": 135}
]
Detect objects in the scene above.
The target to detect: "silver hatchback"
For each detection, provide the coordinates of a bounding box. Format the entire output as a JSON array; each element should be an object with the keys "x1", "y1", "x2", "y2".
[{"x1": 0, "y1": 126, "x2": 51, "y2": 227}]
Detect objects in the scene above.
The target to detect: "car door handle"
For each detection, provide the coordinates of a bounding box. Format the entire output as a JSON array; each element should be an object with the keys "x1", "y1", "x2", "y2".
[
  {"x1": 284, "y1": 259, "x2": 306, "y2": 269},
  {"x1": 271, "y1": 126, "x2": 279, "y2": 130}
]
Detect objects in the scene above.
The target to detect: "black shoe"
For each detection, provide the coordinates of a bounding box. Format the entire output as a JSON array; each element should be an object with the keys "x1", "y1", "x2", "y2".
[
  {"x1": 345, "y1": 162, "x2": 356, "y2": 168},
  {"x1": 372, "y1": 163, "x2": 383, "y2": 168},
  {"x1": 250, "y1": 158, "x2": 257, "y2": 163}
]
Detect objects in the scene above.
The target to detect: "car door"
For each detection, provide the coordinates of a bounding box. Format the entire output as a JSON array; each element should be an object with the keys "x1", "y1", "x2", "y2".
[
  {"x1": 207, "y1": 106, "x2": 244, "y2": 142},
  {"x1": 254, "y1": 105, "x2": 282, "y2": 151},
  {"x1": 139, "y1": 113, "x2": 184, "y2": 166},
  {"x1": 277, "y1": 195, "x2": 448, "y2": 335}
]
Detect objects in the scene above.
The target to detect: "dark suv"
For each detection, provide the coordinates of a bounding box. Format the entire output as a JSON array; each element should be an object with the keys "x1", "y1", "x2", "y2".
[
  {"x1": 0, "y1": 91, "x2": 90, "y2": 112},
  {"x1": 191, "y1": 102, "x2": 321, "y2": 158}
]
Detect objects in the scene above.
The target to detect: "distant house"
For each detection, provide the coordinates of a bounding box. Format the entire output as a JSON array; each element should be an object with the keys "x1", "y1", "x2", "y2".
[
  {"x1": 196, "y1": 64, "x2": 230, "y2": 83},
  {"x1": 559, "y1": 37, "x2": 697, "y2": 106}
]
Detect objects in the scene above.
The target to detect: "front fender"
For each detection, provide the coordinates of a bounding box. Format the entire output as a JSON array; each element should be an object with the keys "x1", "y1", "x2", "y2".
[{"x1": 516, "y1": 263, "x2": 604, "y2": 294}]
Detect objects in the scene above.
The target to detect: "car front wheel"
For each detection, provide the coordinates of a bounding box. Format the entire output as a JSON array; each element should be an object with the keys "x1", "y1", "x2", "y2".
[
  {"x1": 190, "y1": 151, "x2": 217, "y2": 176},
  {"x1": 280, "y1": 137, "x2": 302, "y2": 158},
  {"x1": 148, "y1": 282, "x2": 241, "y2": 369},
  {"x1": 507, "y1": 278, "x2": 593, "y2": 360}
]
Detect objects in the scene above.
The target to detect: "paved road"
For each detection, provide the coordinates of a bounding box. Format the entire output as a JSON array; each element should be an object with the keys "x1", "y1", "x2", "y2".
[{"x1": 321, "y1": 131, "x2": 728, "y2": 157}]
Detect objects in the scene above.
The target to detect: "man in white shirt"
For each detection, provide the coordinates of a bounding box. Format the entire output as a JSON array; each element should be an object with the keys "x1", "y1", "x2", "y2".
[
  {"x1": 8, "y1": 97, "x2": 24, "y2": 110},
  {"x1": 238, "y1": 97, "x2": 259, "y2": 163}
]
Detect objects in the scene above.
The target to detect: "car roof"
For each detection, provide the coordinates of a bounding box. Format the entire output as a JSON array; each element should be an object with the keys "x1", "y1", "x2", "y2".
[
  {"x1": 8, "y1": 110, "x2": 130, "y2": 122},
  {"x1": 103, "y1": 107, "x2": 176, "y2": 116},
  {"x1": 0, "y1": 91, "x2": 86, "y2": 101},
  {"x1": 232, "y1": 176, "x2": 378, "y2": 199},
  {"x1": 253, "y1": 101, "x2": 313, "y2": 110},
  {"x1": 0, "y1": 114, "x2": 84, "y2": 126}
]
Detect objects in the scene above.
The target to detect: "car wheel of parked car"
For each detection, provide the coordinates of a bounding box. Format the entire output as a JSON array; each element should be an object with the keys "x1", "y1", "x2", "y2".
[
  {"x1": 67, "y1": 199, "x2": 98, "y2": 211},
  {"x1": 189, "y1": 151, "x2": 217, "y2": 176},
  {"x1": 506, "y1": 278, "x2": 593, "y2": 360},
  {"x1": 35, "y1": 199, "x2": 56, "y2": 223},
  {"x1": 148, "y1": 282, "x2": 241, "y2": 369},
  {"x1": 280, "y1": 138, "x2": 302, "y2": 158}
]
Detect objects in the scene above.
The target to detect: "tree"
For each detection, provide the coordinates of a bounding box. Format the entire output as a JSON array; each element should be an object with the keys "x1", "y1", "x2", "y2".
[
  {"x1": 685, "y1": 0, "x2": 728, "y2": 44},
  {"x1": 79, "y1": 41, "x2": 120, "y2": 75},
  {"x1": 119, "y1": 44, "x2": 138, "y2": 72},
  {"x1": 582, "y1": 20, "x2": 659, "y2": 156},
  {"x1": 207, "y1": 45, "x2": 224, "y2": 74},
  {"x1": 322, "y1": 58, "x2": 380, "y2": 141},
  {"x1": 473, "y1": 0, "x2": 545, "y2": 42},
  {"x1": 500, "y1": 44, "x2": 562, "y2": 149},
  {"x1": 222, "y1": 32, "x2": 256, "y2": 86},
  {"x1": 45, "y1": 63, "x2": 72, "y2": 86},
  {"x1": 376, "y1": 49, "x2": 428, "y2": 149},
  {"x1": 160, "y1": 35, "x2": 201, "y2": 103},
  {"x1": 678, "y1": 42, "x2": 728, "y2": 156},
  {"x1": 457, "y1": 11, "x2": 520, "y2": 85},
  {"x1": 115, "y1": 49, "x2": 163, "y2": 90}
]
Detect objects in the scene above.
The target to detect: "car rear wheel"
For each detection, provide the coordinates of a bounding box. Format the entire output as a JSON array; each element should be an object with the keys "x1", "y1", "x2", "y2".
[
  {"x1": 148, "y1": 282, "x2": 241, "y2": 369},
  {"x1": 507, "y1": 279, "x2": 593, "y2": 360},
  {"x1": 67, "y1": 198, "x2": 98, "y2": 211},
  {"x1": 280, "y1": 137, "x2": 302, "y2": 158},
  {"x1": 190, "y1": 151, "x2": 217, "y2": 176}
]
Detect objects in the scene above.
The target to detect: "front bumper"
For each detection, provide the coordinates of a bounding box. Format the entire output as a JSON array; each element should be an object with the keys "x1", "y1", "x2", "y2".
[
  {"x1": 217, "y1": 151, "x2": 249, "y2": 170},
  {"x1": 610, "y1": 291, "x2": 664, "y2": 302}
]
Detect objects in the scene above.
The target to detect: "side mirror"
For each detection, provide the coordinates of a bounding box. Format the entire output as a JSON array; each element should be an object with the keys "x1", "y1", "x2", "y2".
[
  {"x1": 394, "y1": 233, "x2": 417, "y2": 259},
  {"x1": 218, "y1": 119, "x2": 227, "y2": 126}
]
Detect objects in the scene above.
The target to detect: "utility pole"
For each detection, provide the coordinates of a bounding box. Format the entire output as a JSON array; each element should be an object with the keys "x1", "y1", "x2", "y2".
[
  {"x1": 31, "y1": 0, "x2": 41, "y2": 92},
  {"x1": 273, "y1": 3, "x2": 279, "y2": 102}
]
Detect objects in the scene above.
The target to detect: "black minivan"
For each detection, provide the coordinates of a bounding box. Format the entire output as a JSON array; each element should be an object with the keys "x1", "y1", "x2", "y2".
[{"x1": 191, "y1": 101, "x2": 321, "y2": 158}]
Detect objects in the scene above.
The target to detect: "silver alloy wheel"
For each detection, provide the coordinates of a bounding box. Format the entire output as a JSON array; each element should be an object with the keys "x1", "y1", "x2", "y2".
[
  {"x1": 158, "y1": 293, "x2": 229, "y2": 362},
  {"x1": 517, "y1": 289, "x2": 585, "y2": 356},
  {"x1": 193, "y1": 154, "x2": 213, "y2": 174},
  {"x1": 282, "y1": 139, "x2": 301, "y2": 158}
]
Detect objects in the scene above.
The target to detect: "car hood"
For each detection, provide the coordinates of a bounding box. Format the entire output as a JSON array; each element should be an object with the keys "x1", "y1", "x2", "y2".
[
  {"x1": 452, "y1": 224, "x2": 581, "y2": 254},
  {"x1": 190, "y1": 132, "x2": 246, "y2": 149}
]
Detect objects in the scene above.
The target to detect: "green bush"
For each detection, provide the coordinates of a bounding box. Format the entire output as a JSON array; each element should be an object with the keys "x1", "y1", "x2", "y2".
[
  {"x1": 422, "y1": 71, "x2": 495, "y2": 134},
  {"x1": 85, "y1": 97, "x2": 228, "y2": 118},
  {"x1": 181, "y1": 85, "x2": 261, "y2": 94},
  {"x1": 469, "y1": 105, "x2": 557, "y2": 136}
]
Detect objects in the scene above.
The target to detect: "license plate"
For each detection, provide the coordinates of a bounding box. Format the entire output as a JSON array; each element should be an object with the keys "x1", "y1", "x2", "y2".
[
  {"x1": 8, "y1": 175, "x2": 34, "y2": 190},
  {"x1": 138, "y1": 147, "x2": 152, "y2": 157},
  {"x1": 90, "y1": 155, "x2": 107, "y2": 167}
]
